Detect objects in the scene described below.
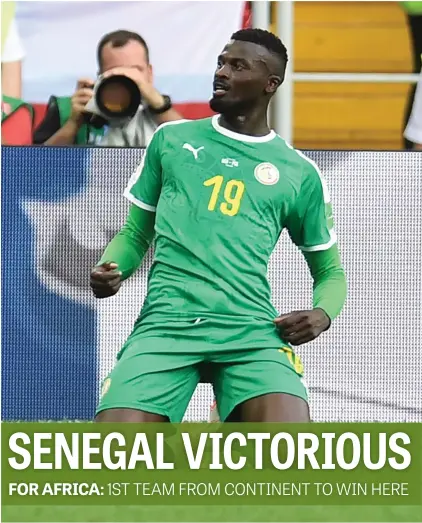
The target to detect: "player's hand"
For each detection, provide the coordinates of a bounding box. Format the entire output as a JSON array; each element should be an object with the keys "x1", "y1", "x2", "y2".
[
  {"x1": 70, "y1": 78, "x2": 95, "y2": 124},
  {"x1": 90, "y1": 262, "x2": 122, "y2": 298},
  {"x1": 274, "y1": 308, "x2": 331, "y2": 346}
]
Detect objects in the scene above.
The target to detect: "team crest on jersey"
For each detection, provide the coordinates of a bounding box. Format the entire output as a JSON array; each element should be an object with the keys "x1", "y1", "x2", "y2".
[{"x1": 254, "y1": 162, "x2": 279, "y2": 185}]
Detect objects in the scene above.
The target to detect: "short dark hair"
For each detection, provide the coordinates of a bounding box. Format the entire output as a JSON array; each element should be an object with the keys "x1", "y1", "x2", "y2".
[
  {"x1": 231, "y1": 28, "x2": 288, "y2": 73},
  {"x1": 97, "y1": 30, "x2": 150, "y2": 68}
]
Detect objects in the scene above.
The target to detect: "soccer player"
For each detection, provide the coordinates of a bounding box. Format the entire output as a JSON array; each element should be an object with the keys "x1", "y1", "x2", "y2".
[{"x1": 91, "y1": 29, "x2": 347, "y2": 423}]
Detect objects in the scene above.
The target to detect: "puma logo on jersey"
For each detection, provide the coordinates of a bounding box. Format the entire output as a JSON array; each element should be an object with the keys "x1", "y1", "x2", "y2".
[{"x1": 183, "y1": 143, "x2": 204, "y2": 160}]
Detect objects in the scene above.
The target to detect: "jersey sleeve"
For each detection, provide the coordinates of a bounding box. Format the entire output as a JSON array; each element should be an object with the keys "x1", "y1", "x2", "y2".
[
  {"x1": 285, "y1": 157, "x2": 337, "y2": 252},
  {"x1": 123, "y1": 127, "x2": 163, "y2": 212}
]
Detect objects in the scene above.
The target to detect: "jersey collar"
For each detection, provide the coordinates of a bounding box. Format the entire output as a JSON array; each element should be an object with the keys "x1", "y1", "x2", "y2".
[{"x1": 212, "y1": 115, "x2": 276, "y2": 143}]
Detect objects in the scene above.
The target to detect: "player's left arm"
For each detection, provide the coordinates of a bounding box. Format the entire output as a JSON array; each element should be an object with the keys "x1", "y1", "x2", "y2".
[{"x1": 277, "y1": 158, "x2": 347, "y2": 345}]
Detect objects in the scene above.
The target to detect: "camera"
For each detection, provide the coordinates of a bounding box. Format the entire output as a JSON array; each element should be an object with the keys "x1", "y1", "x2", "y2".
[{"x1": 83, "y1": 73, "x2": 141, "y2": 128}]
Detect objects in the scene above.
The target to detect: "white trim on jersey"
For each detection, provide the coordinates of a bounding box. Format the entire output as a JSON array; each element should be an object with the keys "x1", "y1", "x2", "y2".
[
  {"x1": 155, "y1": 119, "x2": 191, "y2": 131},
  {"x1": 285, "y1": 142, "x2": 332, "y2": 204},
  {"x1": 212, "y1": 115, "x2": 276, "y2": 143},
  {"x1": 124, "y1": 190, "x2": 157, "y2": 213},
  {"x1": 123, "y1": 119, "x2": 191, "y2": 211},
  {"x1": 123, "y1": 156, "x2": 157, "y2": 212},
  {"x1": 300, "y1": 232, "x2": 338, "y2": 252},
  {"x1": 284, "y1": 140, "x2": 338, "y2": 252}
]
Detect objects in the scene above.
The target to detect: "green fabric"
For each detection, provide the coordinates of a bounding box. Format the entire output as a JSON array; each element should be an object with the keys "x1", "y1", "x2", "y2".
[
  {"x1": 303, "y1": 245, "x2": 347, "y2": 321},
  {"x1": 126, "y1": 118, "x2": 335, "y2": 339},
  {"x1": 97, "y1": 117, "x2": 347, "y2": 359},
  {"x1": 1, "y1": 95, "x2": 34, "y2": 123},
  {"x1": 98, "y1": 204, "x2": 155, "y2": 279},
  {"x1": 401, "y1": 1, "x2": 422, "y2": 15},
  {"x1": 96, "y1": 344, "x2": 308, "y2": 423},
  {"x1": 98, "y1": 117, "x2": 345, "y2": 353},
  {"x1": 98, "y1": 209, "x2": 347, "y2": 323},
  {"x1": 55, "y1": 96, "x2": 105, "y2": 145}
]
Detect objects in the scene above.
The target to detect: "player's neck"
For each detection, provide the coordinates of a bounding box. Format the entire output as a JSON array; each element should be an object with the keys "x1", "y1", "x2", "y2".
[{"x1": 218, "y1": 110, "x2": 270, "y2": 137}]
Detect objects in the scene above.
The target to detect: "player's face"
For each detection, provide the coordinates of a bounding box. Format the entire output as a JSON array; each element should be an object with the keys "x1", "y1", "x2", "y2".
[{"x1": 210, "y1": 40, "x2": 277, "y2": 114}]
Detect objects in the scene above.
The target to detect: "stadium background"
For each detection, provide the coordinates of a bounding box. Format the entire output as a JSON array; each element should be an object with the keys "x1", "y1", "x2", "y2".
[
  {"x1": 1, "y1": 1, "x2": 421, "y2": 423},
  {"x1": 6, "y1": 0, "x2": 421, "y2": 149},
  {"x1": 2, "y1": 146, "x2": 421, "y2": 422}
]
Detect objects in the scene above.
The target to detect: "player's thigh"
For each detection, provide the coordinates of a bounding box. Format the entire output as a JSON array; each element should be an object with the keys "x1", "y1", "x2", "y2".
[
  {"x1": 96, "y1": 339, "x2": 201, "y2": 423},
  {"x1": 95, "y1": 408, "x2": 168, "y2": 423},
  {"x1": 233, "y1": 392, "x2": 310, "y2": 422},
  {"x1": 212, "y1": 347, "x2": 309, "y2": 422}
]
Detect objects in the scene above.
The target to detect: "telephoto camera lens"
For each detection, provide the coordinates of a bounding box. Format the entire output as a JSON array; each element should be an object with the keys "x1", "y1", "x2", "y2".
[{"x1": 96, "y1": 75, "x2": 141, "y2": 119}]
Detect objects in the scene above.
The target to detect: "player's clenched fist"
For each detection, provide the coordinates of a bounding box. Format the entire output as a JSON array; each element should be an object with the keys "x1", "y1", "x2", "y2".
[
  {"x1": 90, "y1": 262, "x2": 122, "y2": 298},
  {"x1": 274, "y1": 308, "x2": 331, "y2": 346}
]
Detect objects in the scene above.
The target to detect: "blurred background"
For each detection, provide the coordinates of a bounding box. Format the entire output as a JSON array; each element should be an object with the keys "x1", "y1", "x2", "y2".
[{"x1": 2, "y1": 0, "x2": 421, "y2": 150}]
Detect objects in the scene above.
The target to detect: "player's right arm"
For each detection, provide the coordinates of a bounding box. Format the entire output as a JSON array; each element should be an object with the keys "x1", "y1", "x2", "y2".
[
  {"x1": 90, "y1": 127, "x2": 164, "y2": 298},
  {"x1": 90, "y1": 204, "x2": 155, "y2": 298}
]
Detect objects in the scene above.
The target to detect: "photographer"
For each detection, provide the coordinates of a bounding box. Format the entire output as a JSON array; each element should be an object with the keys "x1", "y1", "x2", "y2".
[{"x1": 33, "y1": 30, "x2": 183, "y2": 146}]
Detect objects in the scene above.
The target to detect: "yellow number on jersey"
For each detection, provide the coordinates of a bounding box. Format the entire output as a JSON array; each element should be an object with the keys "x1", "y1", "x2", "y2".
[
  {"x1": 203, "y1": 175, "x2": 224, "y2": 211},
  {"x1": 203, "y1": 176, "x2": 245, "y2": 217}
]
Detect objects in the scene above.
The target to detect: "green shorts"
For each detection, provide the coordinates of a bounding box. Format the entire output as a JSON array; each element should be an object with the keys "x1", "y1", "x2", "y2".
[{"x1": 96, "y1": 337, "x2": 308, "y2": 423}]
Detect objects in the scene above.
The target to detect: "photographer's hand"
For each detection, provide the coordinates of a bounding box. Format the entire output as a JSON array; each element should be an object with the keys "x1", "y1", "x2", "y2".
[
  {"x1": 102, "y1": 67, "x2": 163, "y2": 108},
  {"x1": 102, "y1": 67, "x2": 182, "y2": 122},
  {"x1": 70, "y1": 78, "x2": 95, "y2": 125},
  {"x1": 43, "y1": 78, "x2": 95, "y2": 145}
]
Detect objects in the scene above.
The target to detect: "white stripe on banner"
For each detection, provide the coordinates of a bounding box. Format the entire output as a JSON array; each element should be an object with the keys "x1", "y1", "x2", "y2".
[{"x1": 16, "y1": 1, "x2": 244, "y2": 103}]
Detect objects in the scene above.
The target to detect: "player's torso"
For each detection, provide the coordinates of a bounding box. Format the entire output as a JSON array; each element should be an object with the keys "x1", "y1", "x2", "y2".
[
  {"x1": 158, "y1": 118, "x2": 302, "y2": 247},
  {"x1": 144, "y1": 117, "x2": 304, "y2": 322}
]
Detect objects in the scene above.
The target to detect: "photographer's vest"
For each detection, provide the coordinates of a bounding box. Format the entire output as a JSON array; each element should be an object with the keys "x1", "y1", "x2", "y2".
[
  {"x1": 1, "y1": 95, "x2": 33, "y2": 122},
  {"x1": 2, "y1": 95, "x2": 34, "y2": 145},
  {"x1": 54, "y1": 96, "x2": 105, "y2": 145}
]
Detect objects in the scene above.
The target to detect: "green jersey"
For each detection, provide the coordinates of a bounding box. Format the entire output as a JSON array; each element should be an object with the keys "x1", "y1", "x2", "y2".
[{"x1": 124, "y1": 116, "x2": 336, "y2": 350}]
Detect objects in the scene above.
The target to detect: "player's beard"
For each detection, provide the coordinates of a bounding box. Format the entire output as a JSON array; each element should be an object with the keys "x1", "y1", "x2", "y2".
[{"x1": 209, "y1": 95, "x2": 252, "y2": 115}]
